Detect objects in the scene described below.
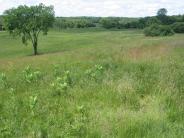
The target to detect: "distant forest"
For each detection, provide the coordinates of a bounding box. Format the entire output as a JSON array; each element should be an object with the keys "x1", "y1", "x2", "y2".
[
  {"x1": 0, "y1": 10, "x2": 184, "y2": 31},
  {"x1": 53, "y1": 15, "x2": 183, "y2": 29}
]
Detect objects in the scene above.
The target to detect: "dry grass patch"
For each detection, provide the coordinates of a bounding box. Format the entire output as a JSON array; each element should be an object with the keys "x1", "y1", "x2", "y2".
[{"x1": 128, "y1": 44, "x2": 172, "y2": 60}]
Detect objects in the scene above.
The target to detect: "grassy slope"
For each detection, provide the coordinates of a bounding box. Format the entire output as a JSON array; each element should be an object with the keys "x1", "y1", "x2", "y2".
[{"x1": 0, "y1": 29, "x2": 184, "y2": 137}]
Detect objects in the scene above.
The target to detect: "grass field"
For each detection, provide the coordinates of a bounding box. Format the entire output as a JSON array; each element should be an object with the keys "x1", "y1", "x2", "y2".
[{"x1": 0, "y1": 28, "x2": 184, "y2": 138}]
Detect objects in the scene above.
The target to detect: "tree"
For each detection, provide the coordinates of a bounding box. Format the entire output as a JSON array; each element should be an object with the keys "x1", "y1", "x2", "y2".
[
  {"x1": 157, "y1": 8, "x2": 167, "y2": 16},
  {"x1": 3, "y1": 3, "x2": 55, "y2": 55},
  {"x1": 156, "y1": 8, "x2": 172, "y2": 25}
]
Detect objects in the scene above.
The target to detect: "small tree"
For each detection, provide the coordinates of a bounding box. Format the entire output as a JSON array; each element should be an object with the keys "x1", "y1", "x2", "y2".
[{"x1": 3, "y1": 3, "x2": 55, "y2": 55}]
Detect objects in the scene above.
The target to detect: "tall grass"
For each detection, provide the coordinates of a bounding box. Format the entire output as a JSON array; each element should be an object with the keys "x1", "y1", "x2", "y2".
[{"x1": 0, "y1": 29, "x2": 183, "y2": 137}]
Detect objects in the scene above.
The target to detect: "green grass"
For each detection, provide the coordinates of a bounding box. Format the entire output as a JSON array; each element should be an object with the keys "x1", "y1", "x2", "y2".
[{"x1": 0, "y1": 28, "x2": 184, "y2": 137}]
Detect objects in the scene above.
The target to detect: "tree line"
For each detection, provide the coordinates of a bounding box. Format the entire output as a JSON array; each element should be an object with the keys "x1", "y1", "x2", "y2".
[
  {"x1": 53, "y1": 17, "x2": 139, "y2": 29},
  {"x1": 1, "y1": 14, "x2": 183, "y2": 31},
  {"x1": 98, "y1": 8, "x2": 184, "y2": 36},
  {"x1": 53, "y1": 17, "x2": 99, "y2": 29},
  {"x1": 52, "y1": 9, "x2": 184, "y2": 31},
  {"x1": 99, "y1": 9, "x2": 184, "y2": 29},
  {"x1": 1, "y1": 8, "x2": 184, "y2": 31}
]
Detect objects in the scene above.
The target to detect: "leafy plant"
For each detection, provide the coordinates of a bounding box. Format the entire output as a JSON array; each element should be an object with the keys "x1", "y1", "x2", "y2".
[
  {"x1": 29, "y1": 96, "x2": 38, "y2": 115},
  {"x1": 9, "y1": 88, "x2": 15, "y2": 94},
  {"x1": 0, "y1": 73, "x2": 8, "y2": 88},
  {"x1": 63, "y1": 71, "x2": 72, "y2": 86},
  {"x1": 85, "y1": 64, "x2": 104, "y2": 81},
  {"x1": 69, "y1": 105, "x2": 89, "y2": 137},
  {"x1": 51, "y1": 70, "x2": 72, "y2": 95},
  {"x1": 22, "y1": 66, "x2": 42, "y2": 83},
  {"x1": 53, "y1": 64, "x2": 60, "y2": 77}
]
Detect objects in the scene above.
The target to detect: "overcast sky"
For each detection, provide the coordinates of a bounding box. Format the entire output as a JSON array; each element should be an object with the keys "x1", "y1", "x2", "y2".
[{"x1": 0, "y1": 0, "x2": 183, "y2": 17}]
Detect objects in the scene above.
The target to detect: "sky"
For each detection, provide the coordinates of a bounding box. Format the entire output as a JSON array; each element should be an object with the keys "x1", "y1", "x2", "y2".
[{"x1": 0, "y1": 0, "x2": 183, "y2": 17}]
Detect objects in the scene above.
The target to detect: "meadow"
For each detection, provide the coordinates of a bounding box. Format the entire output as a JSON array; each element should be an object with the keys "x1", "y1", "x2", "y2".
[{"x1": 0, "y1": 28, "x2": 184, "y2": 137}]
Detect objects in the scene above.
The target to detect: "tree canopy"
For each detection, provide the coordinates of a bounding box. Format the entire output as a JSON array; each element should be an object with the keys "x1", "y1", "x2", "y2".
[
  {"x1": 3, "y1": 3, "x2": 55, "y2": 55},
  {"x1": 157, "y1": 8, "x2": 168, "y2": 16}
]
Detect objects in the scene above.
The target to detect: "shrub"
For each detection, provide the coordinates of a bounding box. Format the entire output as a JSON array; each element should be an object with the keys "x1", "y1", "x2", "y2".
[
  {"x1": 171, "y1": 22, "x2": 184, "y2": 33},
  {"x1": 144, "y1": 24, "x2": 174, "y2": 36}
]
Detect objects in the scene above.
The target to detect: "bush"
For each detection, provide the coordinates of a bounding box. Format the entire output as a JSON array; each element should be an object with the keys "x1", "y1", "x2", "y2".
[
  {"x1": 144, "y1": 24, "x2": 174, "y2": 36},
  {"x1": 171, "y1": 22, "x2": 184, "y2": 33},
  {"x1": 100, "y1": 18, "x2": 119, "y2": 29}
]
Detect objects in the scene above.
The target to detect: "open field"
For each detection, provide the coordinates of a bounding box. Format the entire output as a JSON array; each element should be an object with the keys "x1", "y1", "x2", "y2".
[{"x1": 0, "y1": 29, "x2": 184, "y2": 137}]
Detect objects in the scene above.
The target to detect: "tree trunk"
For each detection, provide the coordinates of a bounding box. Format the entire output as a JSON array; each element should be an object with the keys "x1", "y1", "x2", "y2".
[
  {"x1": 33, "y1": 41, "x2": 38, "y2": 55},
  {"x1": 32, "y1": 32, "x2": 39, "y2": 56}
]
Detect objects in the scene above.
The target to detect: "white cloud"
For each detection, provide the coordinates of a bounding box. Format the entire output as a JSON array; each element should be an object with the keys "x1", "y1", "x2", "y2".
[{"x1": 0, "y1": 0, "x2": 184, "y2": 17}]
